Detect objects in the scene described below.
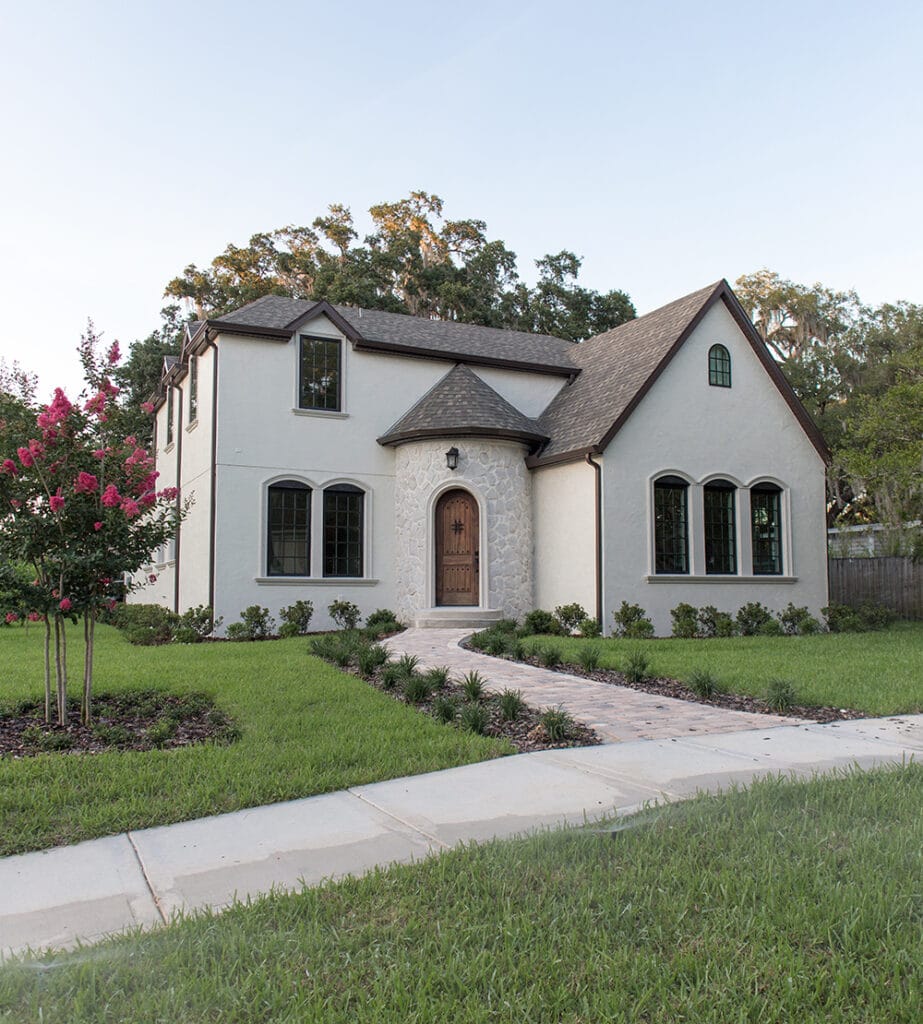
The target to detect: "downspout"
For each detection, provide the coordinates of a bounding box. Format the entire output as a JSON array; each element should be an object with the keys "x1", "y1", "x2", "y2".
[
  {"x1": 585, "y1": 452, "x2": 603, "y2": 627},
  {"x1": 206, "y1": 336, "x2": 218, "y2": 613},
  {"x1": 173, "y1": 382, "x2": 184, "y2": 614}
]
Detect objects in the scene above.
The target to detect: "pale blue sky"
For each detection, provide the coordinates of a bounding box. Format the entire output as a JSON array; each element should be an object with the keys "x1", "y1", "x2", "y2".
[{"x1": 1, "y1": 0, "x2": 921, "y2": 396}]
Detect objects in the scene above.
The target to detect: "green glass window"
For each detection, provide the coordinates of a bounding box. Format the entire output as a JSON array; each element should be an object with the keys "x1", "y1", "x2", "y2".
[
  {"x1": 323, "y1": 485, "x2": 364, "y2": 577},
  {"x1": 704, "y1": 480, "x2": 737, "y2": 574},
  {"x1": 751, "y1": 484, "x2": 782, "y2": 575},
  {"x1": 267, "y1": 482, "x2": 311, "y2": 576},
  {"x1": 299, "y1": 336, "x2": 341, "y2": 411},
  {"x1": 654, "y1": 476, "x2": 689, "y2": 574},
  {"x1": 166, "y1": 388, "x2": 174, "y2": 445},
  {"x1": 188, "y1": 355, "x2": 198, "y2": 422},
  {"x1": 708, "y1": 344, "x2": 731, "y2": 387}
]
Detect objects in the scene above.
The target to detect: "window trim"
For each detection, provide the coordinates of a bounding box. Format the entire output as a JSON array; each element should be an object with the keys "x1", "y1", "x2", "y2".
[
  {"x1": 298, "y1": 333, "x2": 343, "y2": 413},
  {"x1": 708, "y1": 344, "x2": 732, "y2": 387},
  {"x1": 266, "y1": 479, "x2": 312, "y2": 577},
  {"x1": 653, "y1": 474, "x2": 690, "y2": 575},
  {"x1": 703, "y1": 479, "x2": 737, "y2": 575}
]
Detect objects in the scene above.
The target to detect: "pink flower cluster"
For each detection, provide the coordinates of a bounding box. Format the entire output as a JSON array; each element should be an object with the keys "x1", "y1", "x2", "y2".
[
  {"x1": 5, "y1": 612, "x2": 18, "y2": 624},
  {"x1": 37, "y1": 388, "x2": 73, "y2": 433},
  {"x1": 49, "y1": 488, "x2": 65, "y2": 512},
  {"x1": 74, "y1": 471, "x2": 99, "y2": 494}
]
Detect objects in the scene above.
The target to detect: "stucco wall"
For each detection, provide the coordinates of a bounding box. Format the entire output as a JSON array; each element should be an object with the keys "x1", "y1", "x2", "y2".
[
  {"x1": 532, "y1": 459, "x2": 597, "y2": 616},
  {"x1": 600, "y1": 300, "x2": 829, "y2": 635},
  {"x1": 393, "y1": 439, "x2": 533, "y2": 623}
]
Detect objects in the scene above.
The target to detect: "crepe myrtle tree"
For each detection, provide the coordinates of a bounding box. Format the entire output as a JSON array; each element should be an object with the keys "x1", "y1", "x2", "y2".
[{"x1": 0, "y1": 330, "x2": 188, "y2": 726}]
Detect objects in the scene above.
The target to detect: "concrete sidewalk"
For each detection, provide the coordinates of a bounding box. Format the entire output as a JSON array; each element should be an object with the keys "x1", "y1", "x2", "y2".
[{"x1": 1, "y1": 715, "x2": 919, "y2": 960}]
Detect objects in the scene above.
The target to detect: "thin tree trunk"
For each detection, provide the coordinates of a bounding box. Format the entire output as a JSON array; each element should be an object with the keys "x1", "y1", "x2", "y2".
[
  {"x1": 82, "y1": 613, "x2": 95, "y2": 725},
  {"x1": 54, "y1": 614, "x2": 68, "y2": 727},
  {"x1": 43, "y1": 618, "x2": 52, "y2": 725}
]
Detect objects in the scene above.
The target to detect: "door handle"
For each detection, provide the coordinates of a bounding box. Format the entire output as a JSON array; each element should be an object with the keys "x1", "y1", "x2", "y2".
[{"x1": 474, "y1": 549, "x2": 479, "y2": 571}]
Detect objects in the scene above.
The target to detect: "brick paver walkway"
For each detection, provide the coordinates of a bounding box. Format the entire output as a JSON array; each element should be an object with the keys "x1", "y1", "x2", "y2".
[{"x1": 386, "y1": 628, "x2": 802, "y2": 743}]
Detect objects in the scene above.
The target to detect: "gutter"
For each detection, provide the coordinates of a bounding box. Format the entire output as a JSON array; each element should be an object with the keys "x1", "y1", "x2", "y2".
[
  {"x1": 585, "y1": 451, "x2": 603, "y2": 627},
  {"x1": 206, "y1": 337, "x2": 219, "y2": 613},
  {"x1": 173, "y1": 382, "x2": 184, "y2": 614}
]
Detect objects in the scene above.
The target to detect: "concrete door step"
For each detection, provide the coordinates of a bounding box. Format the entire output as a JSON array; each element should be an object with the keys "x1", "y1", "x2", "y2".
[{"x1": 413, "y1": 608, "x2": 505, "y2": 629}]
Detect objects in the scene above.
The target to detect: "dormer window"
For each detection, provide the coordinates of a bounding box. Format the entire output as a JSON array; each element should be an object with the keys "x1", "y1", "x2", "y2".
[
  {"x1": 299, "y1": 335, "x2": 341, "y2": 411},
  {"x1": 708, "y1": 344, "x2": 731, "y2": 387}
]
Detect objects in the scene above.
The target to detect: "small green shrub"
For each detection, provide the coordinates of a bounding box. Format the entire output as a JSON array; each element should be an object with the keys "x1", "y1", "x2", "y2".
[
  {"x1": 554, "y1": 603, "x2": 588, "y2": 634},
  {"x1": 357, "y1": 644, "x2": 390, "y2": 678},
  {"x1": 280, "y1": 600, "x2": 314, "y2": 635},
  {"x1": 698, "y1": 605, "x2": 735, "y2": 638},
  {"x1": 423, "y1": 666, "x2": 450, "y2": 690},
  {"x1": 278, "y1": 622, "x2": 299, "y2": 639},
  {"x1": 459, "y1": 702, "x2": 489, "y2": 735},
  {"x1": 461, "y1": 671, "x2": 486, "y2": 702},
  {"x1": 432, "y1": 694, "x2": 458, "y2": 723},
  {"x1": 330, "y1": 640, "x2": 355, "y2": 668},
  {"x1": 736, "y1": 602, "x2": 773, "y2": 636},
  {"x1": 623, "y1": 649, "x2": 651, "y2": 683},
  {"x1": 758, "y1": 617, "x2": 784, "y2": 637},
  {"x1": 467, "y1": 629, "x2": 491, "y2": 651},
  {"x1": 523, "y1": 609, "x2": 561, "y2": 635},
  {"x1": 328, "y1": 599, "x2": 361, "y2": 631},
  {"x1": 396, "y1": 653, "x2": 421, "y2": 677},
  {"x1": 23, "y1": 726, "x2": 75, "y2": 752},
  {"x1": 146, "y1": 719, "x2": 177, "y2": 748},
  {"x1": 493, "y1": 618, "x2": 520, "y2": 634},
  {"x1": 857, "y1": 602, "x2": 897, "y2": 630},
  {"x1": 613, "y1": 601, "x2": 654, "y2": 639},
  {"x1": 309, "y1": 634, "x2": 339, "y2": 660},
  {"x1": 688, "y1": 668, "x2": 722, "y2": 699},
  {"x1": 380, "y1": 664, "x2": 403, "y2": 691},
  {"x1": 91, "y1": 723, "x2": 133, "y2": 746},
  {"x1": 670, "y1": 602, "x2": 699, "y2": 639},
  {"x1": 497, "y1": 688, "x2": 526, "y2": 722},
  {"x1": 577, "y1": 617, "x2": 601, "y2": 638},
  {"x1": 540, "y1": 645, "x2": 562, "y2": 668},
  {"x1": 576, "y1": 645, "x2": 601, "y2": 671},
  {"x1": 539, "y1": 705, "x2": 574, "y2": 742},
  {"x1": 402, "y1": 673, "x2": 432, "y2": 704},
  {"x1": 227, "y1": 605, "x2": 275, "y2": 641},
  {"x1": 765, "y1": 677, "x2": 797, "y2": 712},
  {"x1": 483, "y1": 631, "x2": 508, "y2": 656},
  {"x1": 114, "y1": 604, "x2": 180, "y2": 646},
  {"x1": 366, "y1": 608, "x2": 401, "y2": 629},
  {"x1": 225, "y1": 622, "x2": 249, "y2": 642},
  {"x1": 173, "y1": 605, "x2": 221, "y2": 644},
  {"x1": 504, "y1": 636, "x2": 525, "y2": 660}
]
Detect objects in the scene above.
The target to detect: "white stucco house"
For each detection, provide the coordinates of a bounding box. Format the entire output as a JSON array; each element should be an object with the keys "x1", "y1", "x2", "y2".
[{"x1": 133, "y1": 279, "x2": 830, "y2": 635}]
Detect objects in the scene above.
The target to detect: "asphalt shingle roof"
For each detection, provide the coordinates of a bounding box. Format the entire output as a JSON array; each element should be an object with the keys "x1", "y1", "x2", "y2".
[{"x1": 378, "y1": 364, "x2": 548, "y2": 448}]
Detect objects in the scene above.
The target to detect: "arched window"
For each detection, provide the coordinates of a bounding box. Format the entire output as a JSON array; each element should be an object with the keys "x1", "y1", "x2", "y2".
[
  {"x1": 653, "y1": 476, "x2": 689, "y2": 574},
  {"x1": 708, "y1": 344, "x2": 731, "y2": 387},
  {"x1": 267, "y1": 481, "x2": 311, "y2": 576},
  {"x1": 704, "y1": 479, "x2": 737, "y2": 574},
  {"x1": 324, "y1": 484, "x2": 364, "y2": 577},
  {"x1": 751, "y1": 483, "x2": 782, "y2": 575}
]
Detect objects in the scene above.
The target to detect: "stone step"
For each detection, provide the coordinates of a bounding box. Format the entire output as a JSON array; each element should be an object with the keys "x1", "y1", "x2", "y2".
[{"x1": 413, "y1": 608, "x2": 505, "y2": 629}]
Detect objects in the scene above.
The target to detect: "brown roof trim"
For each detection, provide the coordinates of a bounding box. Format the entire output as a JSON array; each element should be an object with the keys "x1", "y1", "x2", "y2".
[
  {"x1": 283, "y1": 300, "x2": 364, "y2": 342},
  {"x1": 205, "y1": 320, "x2": 291, "y2": 340},
  {"x1": 525, "y1": 446, "x2": 596, "y2": 469},
  {"x1": 378, "y1": 425, "x2": 548, "y2": 450},
  {"x1": 355, "y1": 337, "x2": 577, "y2": 378},
  {"x1": 590, "y1": 280, "x2": 831, "y2": 464}
]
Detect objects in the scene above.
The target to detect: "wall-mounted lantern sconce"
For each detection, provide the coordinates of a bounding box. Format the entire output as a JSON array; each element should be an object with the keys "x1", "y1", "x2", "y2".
[{"x1": 445, "y1": 446, "x2": 460, "y2": 471}]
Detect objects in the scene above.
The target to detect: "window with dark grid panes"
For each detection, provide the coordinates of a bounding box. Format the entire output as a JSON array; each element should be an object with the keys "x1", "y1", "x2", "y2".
[
  {"x1": 751, "y1": 484, "x2": 783, "y2": 574},
  {"x1": 708, "y1": 344, "x2": 731, "y2": 387},
  {"x1": 654, "y1": 476, "x2": 689, "y2": 574},
  {"x1": 267, "y1": 482, "x2": 310, "y2": 576},
  {"x1": 323, "y1": 485, "x2": 363, "y2": 577},
  {"x1": 299, "y1": 336, "x2": 341, "y2": 411},
  {"x1": 704, "y1": 480, "x2": 737, "y2": 574}
]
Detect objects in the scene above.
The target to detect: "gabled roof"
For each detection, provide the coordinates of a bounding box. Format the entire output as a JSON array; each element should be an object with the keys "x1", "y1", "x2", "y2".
[
  {"x1": 209, "y1": 296, "x2": 579, "y2": 376},
  {"x1": 377, "y1": 364, "x2": 548, "y2": 449},
  {"x1": 531, "y1": 280, "x2": 830, "y2": 464}
]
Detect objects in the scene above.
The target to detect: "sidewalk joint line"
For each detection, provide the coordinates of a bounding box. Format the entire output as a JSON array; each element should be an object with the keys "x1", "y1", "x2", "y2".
[
  {"x1": 127, "y1": 832, "x2": 168, "y2": 925},
  {"x1": 347, "y1": 790, "x2": 450, "y2": 850}
]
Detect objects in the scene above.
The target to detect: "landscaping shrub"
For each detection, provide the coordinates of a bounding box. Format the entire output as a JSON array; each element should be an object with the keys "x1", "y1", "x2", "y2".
[
  {"x1": 578, "y1": 616, "x2": 601, "y2": 638},
  {"x1": 623, "y1": 649, "x2": 652, "y2": 683},
  {"x1": 823, "y1": 601, "x2": 896, "y2": 633},
  {"x1": 365, "y1": 608, "x2": 400, "y2": 629},
  {"x1": 765, "y1": 677, "x2": 797, "y2": 711},
  {"x1": 395, "y1": 653, "x2": 421, "y2": 678},
  {"x1": 735, "y1": 602, "x2": 773, "y2": 636},
  {"x1": 856, "y1": 602, "x2": 897, "y2": 629},
  {"x1": 688, "y1": 668, "x2": 722, "y2": 699},
  {"x1": 540, "y1": 644, "x2": 562, "y2": 668},
  {"x1": 278, "y1": 622, "x2": 300, "y2": 639},
  {"x1": 114, "y1": 604, "x2": 180, "y2": 646},
  {"x1": 698, "y1": 605, "x2": 735, "y2": 638},
  {"x1": 402, "y1": 673, "x2": 432, "y2": 704},
  {"x1": 613, "y1": 601, "x2": 655, "y2": 639},
  {"x1": 497, "y1": 688, "x2": 526, "y2": 722},
  {"x1": 577, "y1": 645, "x2": 601, "y2": 671},
  {"x1": 459, "y1": 702, "x2": 489, "y2": 735},
  {"x1": 777, "y1": 602, "x2": 821, "y2": 636},
  {"x1": 309, "y1": 634, "x2": 340, "y2": 660},
  {"x1": 523, "y1": 609, "x2": 561, "y2": 635},
  {"x1": 423, "y1": 666, "x2": 450, "y2": 690},
  {"x1": 758, "y1": 617, "x2": 784, "y2": 637},
  {"x1": 379, "y1": 664, "x2": 403, "y2": 691},
  {"x1": 173, "y1": 605, "x2": 221, "y2": 644},
  {"x1": 279, "y1": 600, "x2": 314, "y2": 635},
  {"x1": 432, "y1": 694, "x2": 458, "y2": 724},
  {"x1": 483, "y1": 631, "x2": 508, "y2": 656},
  {"x1": 554, "y1": 603, "x2": 588, "y2": 634},
  {"x1": 228, "y1": 605, "x2": 276, "y2": 641},
  {"x1": 539, "y1": 705, "x2": 574, "y2": 742},
  {"x1": 328, "y1": 599, "x2": 361, "y2": 630},
  {"x1": 504, "y1": 636, "x2": 525, "y2": 660},
  {"x1": 492, "y1": 618, "x2": 520, "y2": 634},
  {"x1": 461, "y1": 671, "x2": 486, "y2": 702},
  {"x1": 670, "y1": 602, "x2": 699, "y2": 639},
  {"x1": 364, "y1": 609, "x2": 403, "y2": 638},
  {"x1": 356, "y1": 643, "x2": 390, "y2": 678}
]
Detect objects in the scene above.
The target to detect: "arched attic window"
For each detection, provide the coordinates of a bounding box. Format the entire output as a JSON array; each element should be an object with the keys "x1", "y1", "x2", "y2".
[
  {"x1": 708, "y1": 344, "x2": 731, "y2": 387},
  {"x1": 653, "y1": 476, "x2": 689, "y2": 574}
]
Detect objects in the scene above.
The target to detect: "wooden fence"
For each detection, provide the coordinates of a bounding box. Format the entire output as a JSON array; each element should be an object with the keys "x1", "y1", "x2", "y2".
[{"x1": 828, "y1": 557, "x2": 923, "y2": 620}]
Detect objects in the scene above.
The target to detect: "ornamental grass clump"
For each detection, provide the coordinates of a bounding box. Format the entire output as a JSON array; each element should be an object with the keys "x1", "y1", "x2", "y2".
[
  {"x1": 461, "y1": 671, "x2": 487, "y2": 702},
  {"x1": 688, "y1": 668, "x2": 722, "y2": 699},
  {"x1": 379, "y1": 664, "x2": 403, "y2": 691},
  {"x1": 540, "y1": 644, "x2": 562, "y2": 669},
  {"x1": 356, "y1": 643, "x2": 390, "y2": 678},
  {"x1": 497, "y1": 688, "x2": 526, "y2": 722},
  {"x1": 401, "y1": 673, "x2": 432, "y2": 704},
  {"x1": 483, "y1": 631, "x2": 507, "y2": 657},
  {"x1": 765, "y1": 677, "x2": 797, "y2": 712},
  {"x1": 539, "y1": 705, "x2": 575, "y2": 742},
  {"x1": 459, "y1": 702, "x2": 489, "y2": 735},
  {"x1": 423, "y1": 666, "x2": 450, "y2": 690},
  {"x1": 623, "y1": 649, "x2": 652, "y2": 683},
  {"x1": 577, "y1": 645, "x2": 601, "y2": 671},
  {"x1": 396, "y1": 653, "x2": 420, "y2": 677},
  {"x1": 432, "y1": 693, "x2": 458, "y2": 724}
]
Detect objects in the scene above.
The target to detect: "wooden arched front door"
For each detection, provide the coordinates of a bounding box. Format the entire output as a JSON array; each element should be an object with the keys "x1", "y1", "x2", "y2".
[{"x1": 435, "y1": 489, "x2": 480, "y2": 606}]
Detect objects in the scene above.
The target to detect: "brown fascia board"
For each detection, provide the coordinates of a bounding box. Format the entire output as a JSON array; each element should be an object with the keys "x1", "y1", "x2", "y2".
[
  {"x1": 378, "y1": 426, "x2": 548, "y2": 451},
  {"x1": 204, "y1": 320, "x2": 292, "y2": 340},
  {"x1": 355, "y1": 337, "x2": 578, "y2": 378},
  {"x1": 525, "y1": 446, "x2": 596, "y2": 469},
  {"x1": 283, "y1": 300, "x2": 364, "y2": 342}
]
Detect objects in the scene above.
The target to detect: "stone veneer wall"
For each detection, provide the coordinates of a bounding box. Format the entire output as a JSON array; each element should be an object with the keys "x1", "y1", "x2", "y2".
[{"x1": 393, "y1": 438, "x2": 533, "y2": 623}]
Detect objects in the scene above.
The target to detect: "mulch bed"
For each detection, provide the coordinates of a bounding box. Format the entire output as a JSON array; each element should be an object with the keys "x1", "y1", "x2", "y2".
[
  {"x1": 462, "y1": 643, "x2": 867, "y2": 724},
  {"x1": 0, "y1": 691, "x2": 239, "y2": 759}
]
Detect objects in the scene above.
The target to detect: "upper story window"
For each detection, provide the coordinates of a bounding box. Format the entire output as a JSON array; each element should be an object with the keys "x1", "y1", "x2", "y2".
[
  {"x1": 751, "y1": 483, "x2": 783, "y2": 575},
  {"x1": 188, "y1": 355, "x2": 198, "y2": 422},
  {"x1": 708, "y1": 344, "x2": 731, "y2": 387},
  {"x1": 165, "y1": 389, "x2": 174, "y2": 446},
  {"x1": 704, "y1": 480, "x2": 737, "y2": 574},
  {"x1": 300, "y1": 335, "x2": 341, "y2": 411},
  {"x1": 267, "y1": 481, "x2": 311, "y2": 576},
  {"x1": 323, "y1": 484, "x2": 364, "y2": 577},
  {"x1": 653, "y1": 476, "x2": 689, "y2": 574}
]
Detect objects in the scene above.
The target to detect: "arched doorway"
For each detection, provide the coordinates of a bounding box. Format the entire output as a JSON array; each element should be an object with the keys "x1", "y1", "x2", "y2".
[{"x1": 435, "y1": 488, "x2": 480, "y2": 606}]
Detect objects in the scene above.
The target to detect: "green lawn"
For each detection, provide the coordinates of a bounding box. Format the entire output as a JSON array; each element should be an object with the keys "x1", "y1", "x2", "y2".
[
  {"x1": 2, "y1": 765, "x2": 920, "y2": 1022},
  {"x1": 523, "y1": 622, "x2": 923, "y2": 715},
  {"x1": 0, "y1": 624, "x2": 510, "y2": 856}
]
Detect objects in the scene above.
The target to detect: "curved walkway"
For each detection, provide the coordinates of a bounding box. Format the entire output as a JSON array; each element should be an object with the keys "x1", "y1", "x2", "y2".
[{"x1": 385, "y1": 628, "x2": 803, "y2": 743}]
